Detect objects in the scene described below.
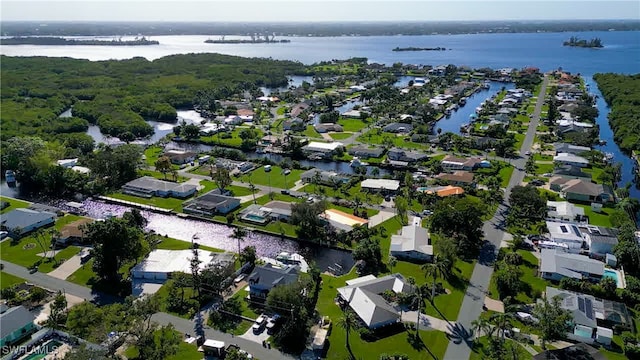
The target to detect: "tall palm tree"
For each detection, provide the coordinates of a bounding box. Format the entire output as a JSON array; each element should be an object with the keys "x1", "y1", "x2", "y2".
[
  {"x1": 338, "y1": 311, "x2": 358, "y2": 358},
  {"x1": 409, "y1": 286, "x2": 425, "y2": 334},
  {"x1": 388, "y1": 256, "x2": 397, "y2": 273},
  {"x1": 231, "y1": 227, "x2": 247, "y2": 259},
  {"x1": 471, "y1": 317, "x2": 494, "y2": 339},
  {"x1": 422, "y1": 255, "x2": 451, "y2": 302},
  {"x1": 490, "y1": 313, "x2": 513, "y2": 342}
]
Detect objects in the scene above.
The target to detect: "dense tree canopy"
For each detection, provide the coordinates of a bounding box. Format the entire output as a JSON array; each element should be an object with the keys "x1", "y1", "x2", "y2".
[
  {"x1": 1, "y1": 54, "x2": 304, "y2": 141},
  {"x1": 429, "y1": 196, "x2": 485, "y2": 259},
  {"x1": 593, "y1": 73, "x2": 640, "y2": 152}
]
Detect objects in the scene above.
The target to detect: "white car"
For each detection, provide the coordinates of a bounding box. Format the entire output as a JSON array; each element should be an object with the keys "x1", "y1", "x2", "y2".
[
  {"x1": 0, "y1": 231, "x2": 8, "y2": 239},
  {"x1": 252, "y1": 314, "x2": 268, "y2": 333}
]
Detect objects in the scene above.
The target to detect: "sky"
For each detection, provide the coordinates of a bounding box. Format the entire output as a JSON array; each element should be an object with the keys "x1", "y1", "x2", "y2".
[{"x1": 1, "y1": 0, "x2": 639, "y2": 22}]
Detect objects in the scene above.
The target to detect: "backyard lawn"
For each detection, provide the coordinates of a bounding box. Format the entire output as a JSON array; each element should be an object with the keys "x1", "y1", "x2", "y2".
[
  {"x1": 1, "y1": 196, "x2": 31, "y2": 214},
  {"x1": 576, "y1": 204, "x2": 614, "y2": 227},
  {"x1": 302, "y1": 125, "x2": 322, "y2": 139},
  {"x1": 328, "y1": 132, "x2": 353, "y2": 141},
  {"x1": 337, "y1": 118, "x2": 368, "y2": 132},
  {"x1": 107, "y1": 192, "x2": 185, "y2": 211},
  {"x1": 1, "y1": 271, "x2": 26, "y2": 289},
  {"x1": 357, "y1": 130, "x2": 430, "y2": 150},
  {"x1": 238, "y1": 166, "x2": 304, "y2": 189}
]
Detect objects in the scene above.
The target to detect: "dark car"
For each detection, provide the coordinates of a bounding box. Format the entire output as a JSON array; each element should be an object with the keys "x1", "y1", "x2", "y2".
[{"x1": 529, "y1": 179, "x2": 545, "y2": 186}]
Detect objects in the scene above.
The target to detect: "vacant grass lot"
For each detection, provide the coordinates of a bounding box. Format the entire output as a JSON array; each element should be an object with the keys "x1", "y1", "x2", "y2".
[
  {"x1": 357, "y1": 130, "x2": 430, "y2": 150},
  {"x1": 300, "y1": 183, "x2": 384, "y2": 205},
  {"x1": 0, "y1": 196, "x2": 31, "y2": 214},
  {"x1": 1, "y1": 271, "x2": 26, "y2": 289},
  {"x1": 0, "y1": 215, "x2": 84, "y2": 272},
  {"x1": 328, "y1": 132, "x2": 353, "y2": 140},
  {"x1": 302, "y1": 125, "x2": 322, "y2": 139},
  {"x1": 200, "y1": 127, "x2": 264, "y2": 148},
  {"x1": 239, "y1": 166, "x2": 304, "y2": 189},
  {"x1": 337, "y1": 118, "x2": 368, "y2": 132}
]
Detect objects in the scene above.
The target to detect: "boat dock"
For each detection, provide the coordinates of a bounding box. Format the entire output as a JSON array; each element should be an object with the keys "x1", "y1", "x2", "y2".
[{"x1": 96, "y1": 196, "x2": 174, "y2": 214}]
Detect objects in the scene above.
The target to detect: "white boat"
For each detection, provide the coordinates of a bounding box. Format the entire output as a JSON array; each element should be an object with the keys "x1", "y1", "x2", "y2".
[
  {"x1": 5, "y1": 170, "x2": 16, "y2": 183},
  {"x1": 276, "y1": 252, "x2": 302, "y2": 265},
  {"x1": 349, "y1": 157, "x2": 367, "y2": 167}
]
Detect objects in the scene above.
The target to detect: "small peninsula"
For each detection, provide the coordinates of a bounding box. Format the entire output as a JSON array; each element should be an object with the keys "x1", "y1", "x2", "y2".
[
  {"x1": 563, "y1": 36, "x2": 603, "y2": 48},
  {"x1": 0, "y1": 36, "x2": 159, "y2": 46},
  {"x1": 392, "y1": 46, "x2": 447, "y2": 52},
  {"x1": 205, "y1": 35, "x2": 290, "y2": 44}
]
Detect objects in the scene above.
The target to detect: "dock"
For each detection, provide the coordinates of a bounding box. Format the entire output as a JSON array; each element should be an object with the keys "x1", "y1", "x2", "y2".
[{"x1": 96, "y1": 196, "x2": 174, "y2": 214}]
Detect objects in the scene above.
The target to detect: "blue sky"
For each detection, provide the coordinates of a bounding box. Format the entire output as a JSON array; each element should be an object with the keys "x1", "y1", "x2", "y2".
[{"x1": 1, "y1": 0, "x2": 639, "y2": 22}]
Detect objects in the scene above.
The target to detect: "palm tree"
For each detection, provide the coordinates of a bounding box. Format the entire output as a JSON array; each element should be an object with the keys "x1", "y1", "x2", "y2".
[
  {"x1": 230, "y1": 227, "x2": 247, "y2": 259},
  {"x1": 422, "y1": 255, "x2": 451, "y2": 302},
  {"x1": 409, "y1": 286, "x2": 425, "y2": 334},
  {"x1": 248, "y1": 182, "x2": 257, "y2": 204},
  {"x1": 388, "y1": 256, "x2": 397, "y2": 273},
  {"x1": 490, "y1": 313, "x2": 513, "y2": 342},
  {"x1": 471, "y1": 317, "x2": 494, "y2": 339},
  {"x1": 353, "y1": 196, "x2": 362, "y2": 216},
  {"x1": 617, "y1": 196, "x2": 640, "y2": 222},
  {"x1": 338, "y1": 311, "x2": 358, "y2": 358}
]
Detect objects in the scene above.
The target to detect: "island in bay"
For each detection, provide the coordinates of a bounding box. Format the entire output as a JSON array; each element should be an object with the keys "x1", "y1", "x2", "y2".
[
  {"x1": 205, "y1": 35, "x2": 290, "y2": 44},
  {"x1": 392, "y1": 46, "x2": 447, "y2": 51},
  {"x1": 0, "y1": 36, "x2": 159, "y2": 46},
  {"x1": 563, "y1": 36, "x2": 604, "y2": 48}
]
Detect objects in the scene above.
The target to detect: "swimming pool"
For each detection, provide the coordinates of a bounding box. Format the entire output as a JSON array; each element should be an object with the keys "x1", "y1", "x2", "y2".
[
  {"x1": 574, "y1": 326, "x2": 593, "y2": 339},
  {"x1": 21, "y1": 340, "x2": 63, "y2": 360},
  {"x1": 603, "y1": 269, "x2": 618, "y2": 283}
]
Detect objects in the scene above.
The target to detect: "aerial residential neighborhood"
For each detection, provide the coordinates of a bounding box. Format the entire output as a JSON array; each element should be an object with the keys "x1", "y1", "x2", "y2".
[{"x1": 1, "y1": 6, "x2": 640, "y2": 360}]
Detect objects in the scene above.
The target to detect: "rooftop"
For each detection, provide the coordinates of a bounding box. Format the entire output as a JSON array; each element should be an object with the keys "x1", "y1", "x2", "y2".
[
  {"x1": 322, "y1": 208, "x2": 368, "y2": 231},
  {"x1": 390, "y1": 225, "x2": 433, "y2": 256},
  {"x1": 361, "y1": 178, "x2": 400, "y2": 191},
  {"x1": 1, "y1": 208, "x2": 56, "y2": 231},
  {"x1": 303, "y1": 141, "x2": 344, "y2": 152},
  {"x1": 0, "y1": 306, "x2": 34, "y2": 339},
  {"x1": 132, "y1": 249, "x2": 233, "y2": 275},
  {"x1": 540, "y1": 249, "x2": 604, "y2": 279}
]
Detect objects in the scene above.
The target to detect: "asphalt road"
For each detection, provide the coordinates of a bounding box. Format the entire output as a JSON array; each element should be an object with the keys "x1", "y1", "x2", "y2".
[
  {"x1": 443, "y1": 75, "x2": 549, "y2": 360},
  {"x1": 0, "y1": 260, "x2": 293, "y2": 360}
]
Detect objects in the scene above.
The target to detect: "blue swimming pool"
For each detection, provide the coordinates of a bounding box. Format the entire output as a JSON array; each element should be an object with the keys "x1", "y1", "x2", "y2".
[
  {"x1": 21, "y1": 340, "x2": 63, "y2": 360},
  {"x1": 603, "y1": 269, "x2": 618, "y2": 283},
  {"x1": 574, "y1": 326, "x2": 593, "y2": 339}
]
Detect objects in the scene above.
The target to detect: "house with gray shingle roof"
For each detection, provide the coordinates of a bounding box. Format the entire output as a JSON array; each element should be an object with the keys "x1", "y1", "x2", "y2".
[
  {"x1": 0, "y1": 306, "x2": 37, "y2": 347},
  {"x1": 0, "y1": 208, "x2": 56, "y2": 237},
  {"x1": 248, "y1": 264, "x2": 299, "y2": 301},
  {"x1": 540, "y1": 249, "x2": 604, "y2": 282}
]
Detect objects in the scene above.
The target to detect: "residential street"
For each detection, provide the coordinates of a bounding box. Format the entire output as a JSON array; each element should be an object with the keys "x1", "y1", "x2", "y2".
[
  {"x1": 443, "y1": 75, "x2": 549, "y2": 360},
  {"x1": 0, "y1": 260, "x2": 294, "y2": 360}
]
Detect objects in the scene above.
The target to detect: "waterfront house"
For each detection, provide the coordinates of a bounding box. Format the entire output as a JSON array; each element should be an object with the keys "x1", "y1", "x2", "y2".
[
  {"x1": 290, "y1": 103, "x2": 309, "y2": 118},
  {"x1": 131, "y1": 249, "x2": 233, "y2": 282},
  {"x1": 540, "y1": 249, "x2": 604, "y2": 282},
  {"x1": 283, "y1": 117, "x2": 305, "y2": 131},
  {"x1": 0, "y1": 208, "x2": 56, "y2": 237},
  {"x1": 554, "y1": 153, "x2": 589, "y2": 168},
  {"x1": 337, "y1": 274, "x2": 413, "y2": 329},
  {"x1": 390, "y1": 225, "x2": 433, "y2": 262},
  {"x1": 302, "y1": 142, "x2": 345, "y2": 157},
  {"x1": 248, "y1": 264, "x2": 299, "y2": 301},
  {"x1": 387, "y1": 148, "x2": 428, "y2": 163},
  {"x1": 239, "y1": 201, "x2": 294, "y2": 224},
  {"x1": 122, "y1": 176, "x2": 197, "y2": 199},
  {"x1": 546, "y1": 201, "x2": 586, "y2": 222},
  {"x1": 347, "y1": 146, "x2": 385, "y2": 159},
  {"x1": 163, "y1": 150, "x2": 197, "y2": 165},
  {"x1": 557, "y1": 120, "x2": 594, "y2": 135},
  {"x1": 56, "y1": 218, "x2": 94, "y2": 246},
  {"x1": 554, "y1": 143, "x2": 591, "y2": 156},
  {"x1": 182, "y1": 190, "x2": 241, "y2": 216},
  {"x1": 321, "y1": 209, "x2": 368, "y2": 232},
  {"x1": 557, "y1": 179, "x2": 613, "y2": 204},
  {"x1": 553, "y1": 166, "x2": 591, "y2": 181},
  {"x1": 440, "y1": 155, "x2": 484, "y2": 171},
  {"x1": 383, "y1": 123, "x2": 413, "y2": 133},
  {"x1": 435, "y1": 171, "x2": 475, "y2": 186},
  {"x1": 361, "y1": 179, "x2": 400, "y2": 194},
  {"x1": 300, "y1": 169, "x2": 350, "y2": 185},
  {"x1": 314, "y1": 123, "x2": 343, "y2": 133},
  {"x1": 0, "y1": 306, "x2": 37, "y2": 347},
  {"x1": 418, "y1": 185, "x2": 465, "y2": 197}
]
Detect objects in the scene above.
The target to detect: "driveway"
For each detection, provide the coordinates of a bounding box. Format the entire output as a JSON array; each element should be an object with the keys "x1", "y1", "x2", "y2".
[
  {"x1": 401, "y1": 311, "x2": 452, "y2": 334},
  {"x1": 48, "y1": 251, "x2": 87, "y2": 280},
  {"x1": 240, "y1": 324, "x2": 271, "y2": 344},
  {"x1": 368, "y1": 210, "x2": 397, "y2": 227},
  {"x1": 34, "y1": 293, "x2": 85, "y2": 324}
]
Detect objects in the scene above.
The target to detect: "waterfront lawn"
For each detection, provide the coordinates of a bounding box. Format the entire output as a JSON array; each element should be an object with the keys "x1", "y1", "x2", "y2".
[
  {"x1": 144, "y1": 145, "x2": 171, "y2": 168},
  {"x1": 583, "y1": 166, "x2": 604, "y2": 183},
  {"x1": 107, "y1": 192, "x2": 185, "y2": 211},
  {"x1": 1, "y1": 271, "x2": 26, "y2": 289},
  {"x1": 576, "y1": 204, "x2": 614, "y2": 227},
  {"x1": 317, "y1": 270, "x2": 449, "y2": 360},
  {"x1": 338, "y1": 118, "x2": 367, "y2": 132},
  {"x1": 302, "y1": 125, "x2": 322, "y2": 139},
  {"x1": 469, "y1": 336, "x2": 533, "y2": 360},
  {"x1": 155, "y1": 236, "x2": 224, "y2": 253},
  {"x1": 200, "y1": 127, "x2": 264, "y2": 149},
  {"x1": 329, "y1": 204, "x2": 379, "y2": 219},
  {"x1": 488, "y1": 249, "x2": 547, "y2": 304},
  {"x1": 0, "y1": 196, "x2": 31, "y2": 214},
  {"x1": 328, "y1": 132, "x2": 353, "y2": 140},
  {"x1": 238, "y1": 166, "x2": 304, "y2": 189}
]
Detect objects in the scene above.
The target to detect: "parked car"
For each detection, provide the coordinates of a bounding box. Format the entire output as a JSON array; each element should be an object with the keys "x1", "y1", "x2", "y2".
[
  {"x1": 529, "y1": 179, "x2": 544, "y2": 186},
  {"x1": 252, "y1": 314, "x2": 268, "y2": 333},
  {"x1": 524, "y1": 151, "x2": 531, "y2": 156},
  {"x1": 307, "y1": 196, "x2": 315, "y2": 203},
  {"x1": 281, "y1": 190, "x2": 290, "y2": 195},
  {"x1": 0, "y1": 231, "x2": 8, "y2": 239},
  {"x1": 266, "y1": 315, "x2": 281, "y2": 334}
]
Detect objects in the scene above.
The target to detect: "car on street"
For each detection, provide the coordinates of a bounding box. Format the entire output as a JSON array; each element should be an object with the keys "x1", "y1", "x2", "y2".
[
  {"x1": 281, "y1": 190, "x2": 290, "y2": 195},
  {"x1": 524, "y1": 151, "x2": 531, "y2": 156}
]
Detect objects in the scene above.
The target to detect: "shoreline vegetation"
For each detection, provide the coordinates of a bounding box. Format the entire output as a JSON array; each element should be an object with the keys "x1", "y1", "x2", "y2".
[
  {"x1": 392, "y1": 46, "x2": 447, "y2": 52},
  {"x1": 0, "y1": 36, "x2": 160, "y2": 46},
  {"x1": 562, "y1": 36, "x2": 603, "y2": 48},
  {"x1": 593, "y1": 73, "x2": 640, "y2": 153},
  {"x1": 205, "y1": 38, "x2": 291, "y2": 44}
]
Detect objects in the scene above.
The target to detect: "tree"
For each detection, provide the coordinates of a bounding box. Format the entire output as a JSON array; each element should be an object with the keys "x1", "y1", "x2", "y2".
[
  {"x1": 598, "y1": 163, "x2": 622, "y2": 190},
  {"x1": 472, "y1": 317, "x2": 494, "y2": 338},
  {"x1": 135, "y1": 323, "x2": 181, "y2": 360},
  {"x1": 422, "y1": 254, "x2": 451, "y2": 302},
  {"x1": 266, "y1": 281, "x2": 309, "y2": 352},
  {"x1": 353, "y1": 237, "x2": 383, "y2": 275},
  {"x1": 225, "y1": 347, "x2": 252, "y2": 360},
  {"x1": 388, "y1": 256, "x2": 397, "y2": 273},
  {"x1": 231, "y1": 227, "x2": 247, "y2": 259},
  {"x1": 494, "y1": 262, "x2": 522, "y2": 299},
  {"x1": 182, "y1": 124, "x2": 201, "y2": 139},
  {"x1": 408, "y1": 285, "x2": 426, "y2": 334},
  {"x1": 212, "y1": 166, "x2": 232, "y2": 192},
  {"x1": 430, "y1": 197, "x2": 484, "y2": 259},
  {"x1": 201, "y1": 262, "x2": 235, "y2": 297},
  {"x1": 490, "y1": 313, "x2": 514, "y2": 342},
  {"x1": 533, "y1": 296, "x2": 573, "y2": 349},
  {"x1": 394, "y1": 196, "x2": 408, "y2": 225},
  {"x1": 46, "y1": 290, "x2": 67, "y2": 330},
  {"x1": 508, "y1": 185, "x2": 547, "y2": 220},
  {"x1": 86, "y1": 215, "x2": 147, "y2": 283},
  {"x1": 155, "y1": 156, "x2": 173, "y2": 180},
  {"x1": 239, "y1": 245, "x2": 257, "y2": 266},
  {"x1": 290, "y1": 200, "x2": 328, "y2": 242},
  {"x1": 613, "y1": 223, "x2": 640, "y2": 276},
  {"x1": 524, "y1": 156, "x2": 536, "y2": 176},
  {"x1": 338, "y1": 311, "x2": 358, "y2": 357},
  {"x1": 63, "y1": 344, "x2": 109, "y2": 360},
  {"x1": 190, "y1": 246, "x2": 202, "y2": 300}
]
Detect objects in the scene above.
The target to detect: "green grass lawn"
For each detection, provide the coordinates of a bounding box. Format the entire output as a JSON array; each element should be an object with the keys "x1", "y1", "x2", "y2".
[
  {"x1": 469, "y1": 336, "x2": 533, "y2": 360},
  {"x1": 155, "y1": 236, "x2": 224, "y2": 253},
  {"x1": 1, "y1": 271, "x2": 26, "y2": 289},
  {"x1": 576, "y1": 204, "x2": 614, "y2": 227},
  {"x1": 534, "y1": 162, "x2": 555, "y2": 175},
  {"x1": 533, "y1": 153, "x2": 553, "y2": 161},
  {"x1": 226, "y1": 185, "x2": 256, "y2": 197},
  {"x1": 0, "y1": 196, "x2": 31, "y2": 214},
  {"x1": 514, "y1": 133, "x2": 526, "y2": 150},
  {"x1": 188, "y1": 165, "x2": 212, "y2": 177},
  {"x1": 125, "y1": 331, "x2": 204, "y2": 360},
  {"x1": 338, "y1": 118, "x2": 367, "y2": 132},
  {"x1": 238, "y1": 166, "x2": 304, "y2": 189},
  {"x1": 138, "y1": 169, "x2": 188, "y2": 183},
  {"x1": 300, "y1": 183, "x2": 385, "y2": 205},
  {"x1": 489, "y1": 250, "x2": 547, "y2": 304},
  {"x1": 302, "y1": 125, "x2": 322, "y2": 139},
  {"x1": 328, "y1": 132, "x2": 353, "y2": 140},
  {"x1": 357, "y1": 130, "x2": 430, "y2": 150},
  {"x1": 200, "y1": 127, "x2": 264, "y2": 148},
  {"x1": 0, "y1": 215, "x2": 84, "y2": 272},
  {"x1": 317, "y1": 270, "x2": 450, "y2": 360},
  {"x1": 107, "y1": 192, "x2": 185, "y2": 211},
  {"x1": 144, "y1": 146, "x2": 164, "y2": 167},
  {"x1": 66, "y1": 259, "x2": 95, "y2": 286},
  {"x1": 583, "y1": 166, "x2": 605, "y2": 184},
  {"x1": 499, "y1": 165, "x2": 515, "y2": 187}
]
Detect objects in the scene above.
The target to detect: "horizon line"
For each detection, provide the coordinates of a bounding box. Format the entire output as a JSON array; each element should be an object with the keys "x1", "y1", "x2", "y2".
[{"x1": 3, "y1": 19, "x2": 640, "y2": 23}]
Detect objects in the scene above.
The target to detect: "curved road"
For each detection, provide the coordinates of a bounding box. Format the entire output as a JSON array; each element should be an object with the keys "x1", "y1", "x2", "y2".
[{"x1": 443, "y1": 75, "x2": 549, "y2": 360}]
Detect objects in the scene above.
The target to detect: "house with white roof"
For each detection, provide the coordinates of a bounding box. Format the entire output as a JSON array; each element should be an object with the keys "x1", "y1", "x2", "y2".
[
  {"x1": 337, "y1": 274, "x2": 413, "y2": 329},
  {"x1": 390, "y1": 225, "x2": 433, "y2": 262},
  {"x1": 131, "y1": 249, "x2": 234, "y2": 281},
  {"x1": 360, "y1": 179, "x2": 400, "y2": 193},
  {"x1": 554, "y1": 153, "x2": 589, "y2": 168},
  {"x1": 302, "y1": 142, "x2": 345, "y2": 157},
  {"x1": 546, "y1": 221, "x2": 585, "y2": 253},
  {"x1": 540, "y1": 249, "x2": 604, "y2": 282},
  {"x1": 546, "y1": 201, "x2": 586, "y2": 222}
]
